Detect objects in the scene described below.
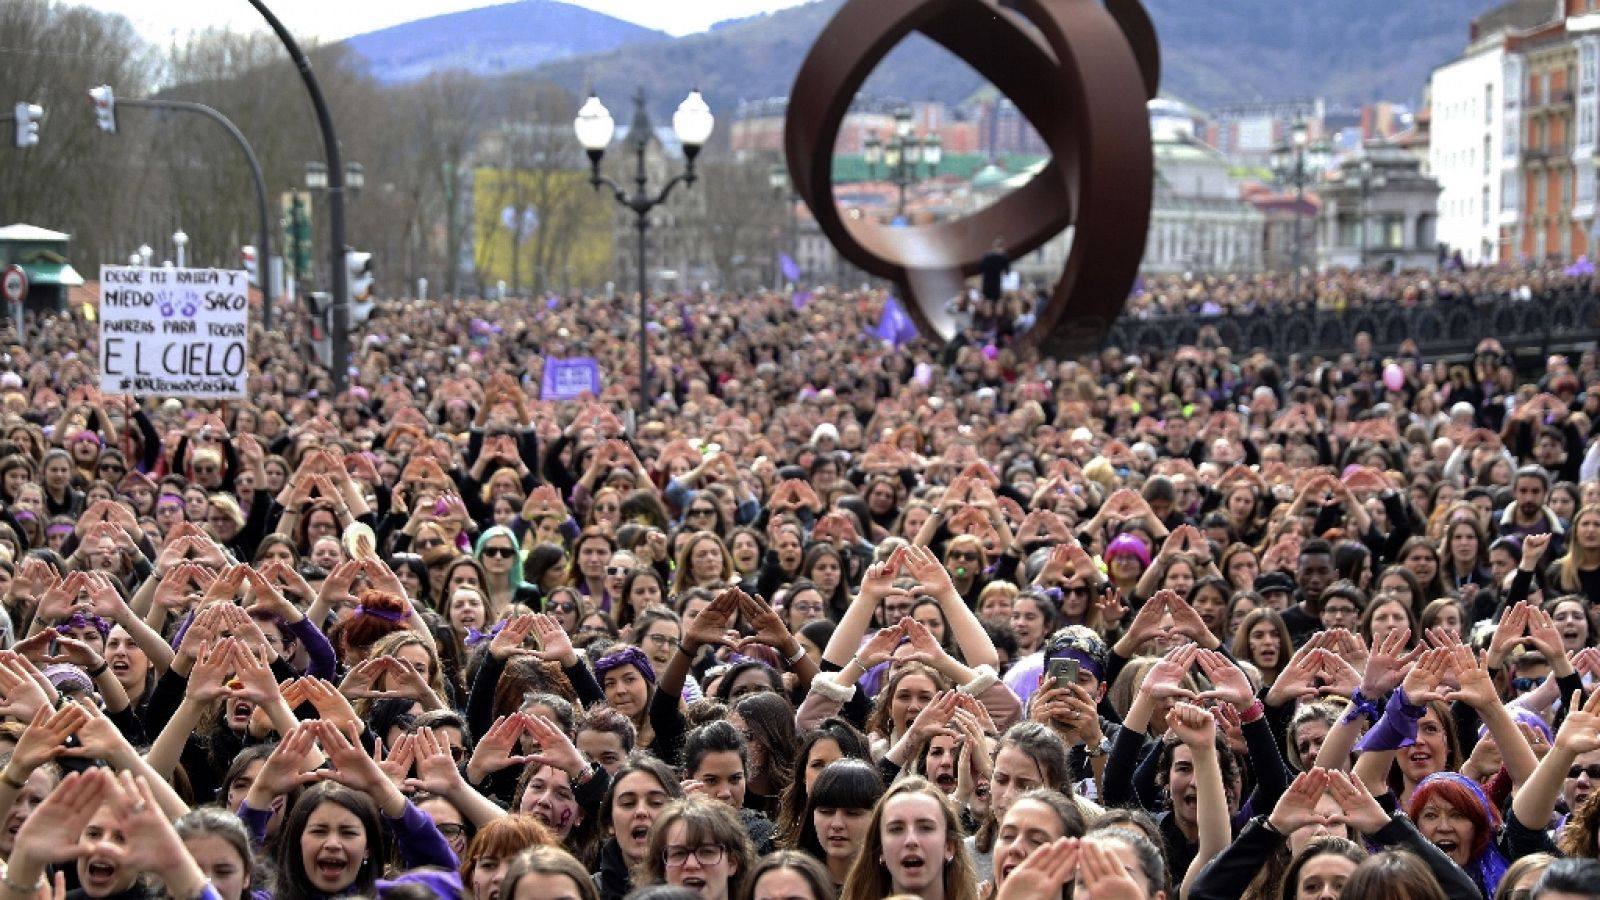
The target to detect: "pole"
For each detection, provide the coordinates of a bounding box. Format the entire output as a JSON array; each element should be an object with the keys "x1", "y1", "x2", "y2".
[
  {"x1": 637, "y1": 216, "x2": 648, "y2": 413},
  {"x1": 118, "y1": 98, "x2": 274, "y2": 330},
  {"x1": 1291, "y1": 152, "x2": 1303, "y2": 300},
  {"x1": 245, "y1": 0, "x2": 349, "y2": 394}
]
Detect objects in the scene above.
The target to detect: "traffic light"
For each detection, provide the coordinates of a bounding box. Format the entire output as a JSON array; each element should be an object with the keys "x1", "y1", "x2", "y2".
[
  {"x1": 13, "y1": 103, "x2": 42, "y2": 148},
  {"x1": 305, "y1": 291, "x2": 332, "y2": 368},
  {"x1": 345, "y1": 250, "x2": 375, "y2": 326},
  {"x1": 88, "y1": 86, "x2": 115, "y2": 134},
  {"x1": 240, "y1": 245, "x2": 259, "y2": 287}
]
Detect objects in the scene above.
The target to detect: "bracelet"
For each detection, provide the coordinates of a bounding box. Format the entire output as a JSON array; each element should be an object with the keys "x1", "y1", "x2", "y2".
[
  {"x1": 0, "y1": 767, "x2": 25, "y2": 790},
  {"x1": 1, "y1": 871, "x2": 43, "y2": 895},
  {"x1": 1239, "y1": 698, "x2": 1266, "y2": 724},
  {"x1": 786, "y1": 644, "x2": 808, "y2": 665},
  {"x1": 88, "y1": 661, "x2": 109, "y2": 679}
]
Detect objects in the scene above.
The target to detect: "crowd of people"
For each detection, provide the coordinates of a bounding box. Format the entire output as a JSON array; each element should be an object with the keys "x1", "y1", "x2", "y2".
[{"x1": 0, "y1": 278, "x2": 1593, "y2": 900}]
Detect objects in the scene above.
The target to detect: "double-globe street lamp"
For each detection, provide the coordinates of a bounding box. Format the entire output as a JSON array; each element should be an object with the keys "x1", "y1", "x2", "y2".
[
  {"x1": 1269, "y1": 120, "x2": 1330, "y2": 299},
  {"x1": 864, "y1": 105, "x2": 942, "y2": 219},
  {"x1": 574, "y1": 88, "x2": 714, "y2": 416}
]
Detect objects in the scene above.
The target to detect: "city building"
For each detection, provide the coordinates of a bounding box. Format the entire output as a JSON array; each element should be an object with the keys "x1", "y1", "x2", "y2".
[
  {"x1": 987, "y1": 107, "x2": 1264, "y2": 282},
  {"x1": 1317, "y1": 144, "x2": 1443, "y2": 271},
  {"x1": 1428, "y1": 23, "x2": 1506, "y2": 264},
  {"x1": 1207, "y1": 99, "x2": 1323, "y2": 164},
  {"x1": 1431, "y1": 0, "x2": 1600, "y2": 263}
]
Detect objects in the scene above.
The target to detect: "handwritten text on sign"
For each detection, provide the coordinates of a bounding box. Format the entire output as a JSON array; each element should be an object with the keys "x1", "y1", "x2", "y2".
[{"x1": 98, "y1": 266, "x2": 249, "y2": 398}]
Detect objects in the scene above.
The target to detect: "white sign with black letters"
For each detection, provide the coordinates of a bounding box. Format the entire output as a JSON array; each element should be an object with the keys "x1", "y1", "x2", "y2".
[{"x1": 98, "y1": 266, "x2": 249, "y2": 398}]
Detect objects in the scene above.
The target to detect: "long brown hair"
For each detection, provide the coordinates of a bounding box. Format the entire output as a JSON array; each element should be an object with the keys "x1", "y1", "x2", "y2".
[
  {"x1": 864, "y1": 662, "x2": 950, "y2": 739},
  {"x1": 1554, "y1": 505, "x2": 1600, "y2": 593},
  {"x1": 840, "y1": 778, "x2": 979, "y2": 900}
]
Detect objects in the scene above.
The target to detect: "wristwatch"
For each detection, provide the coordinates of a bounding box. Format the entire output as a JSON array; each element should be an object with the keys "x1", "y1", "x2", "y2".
[{"x1": 1085, "y1": 737, "x2": 1111, "y2": 759}]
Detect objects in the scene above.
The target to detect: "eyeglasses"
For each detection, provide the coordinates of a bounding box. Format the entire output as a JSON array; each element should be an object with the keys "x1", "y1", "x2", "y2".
[
  {"x1": 1568, "y1": 765, "x2": 1600, "y2": 780},
  {"x1": 663, "y1": 844, "x2": 726, "y2": 867},
  {"x1": 482, "y1": 546, "x2": 517, "y2": 559},
  {"x1": 415, "y1": 538, "x2": 445, "y2": 550},
  {"x1": 790, "y1": 602, "x2": 825, "y2": 614},
  {"x1": 435, "y1": 823, "x2": 468, "y2": 840},
  {"x1": 605, "y1": 565, "x2": 631, "y2": 577},
  {"x1": 1322, "y1": 605, "x2": 1359, "y2": 618},
  {"x1": 645, "y1": 633, "x2": 682, "y2": 649}
]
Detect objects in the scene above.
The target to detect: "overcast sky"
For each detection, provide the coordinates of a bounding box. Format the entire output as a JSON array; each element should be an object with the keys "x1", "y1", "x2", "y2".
[{"x1": 76, "y1": 0, "x2": 811, "y2": 42}]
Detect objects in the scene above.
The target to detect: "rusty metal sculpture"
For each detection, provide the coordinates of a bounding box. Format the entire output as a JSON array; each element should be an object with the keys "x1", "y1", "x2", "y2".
[{"x1": 785, "y1": 0, "x2": 1161, "y2": 358}]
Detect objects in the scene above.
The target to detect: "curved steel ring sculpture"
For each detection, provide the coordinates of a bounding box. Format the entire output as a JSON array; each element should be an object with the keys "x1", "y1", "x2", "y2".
[{"x1": 785, "y1": 0, "x2": 1160, "y2": 357}]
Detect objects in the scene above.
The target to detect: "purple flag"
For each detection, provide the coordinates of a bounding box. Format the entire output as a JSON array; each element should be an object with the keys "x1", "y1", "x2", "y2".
[
  {"x1": 780, "y1": 254, "x2": 801, "y2": 282},
  {"x1": 875, "y1": 295, "x2": 918, "y2": 346},
  {"x1": 792, "y1": 290, "x2": 812, "y2": 310}
]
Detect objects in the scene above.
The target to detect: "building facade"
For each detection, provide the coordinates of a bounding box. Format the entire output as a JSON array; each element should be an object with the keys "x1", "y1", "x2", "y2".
[
  {"x1": 1429, "y1": 42, "x2": 1505, "y2": 263},
  {"x1": 1318, "y1": 145, "x2": 1443, "y2": 271}
]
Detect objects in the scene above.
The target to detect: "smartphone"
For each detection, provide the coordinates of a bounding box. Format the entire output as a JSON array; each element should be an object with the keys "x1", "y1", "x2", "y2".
[{"x1": 1046, "y1": 657, "x2": 1079, "y2": 691}]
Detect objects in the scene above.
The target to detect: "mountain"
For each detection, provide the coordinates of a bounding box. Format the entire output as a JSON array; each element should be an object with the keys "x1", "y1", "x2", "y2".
[
  {"x1": 521, "y1": 0, "x2": 1506, "y2": 114},
  {"x1": 343, "y1": 0, "x2": 668, "y2": 84},
  {"x1": 344, "y1": 0, "x2": 1509, "y2": 113}
]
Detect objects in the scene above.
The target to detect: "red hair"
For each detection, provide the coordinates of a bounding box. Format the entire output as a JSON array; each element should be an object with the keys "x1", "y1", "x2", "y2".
[
  {"x1": 329, "y1": 589, "x2": 409, "y2": 659},
  {"x1": 1407, "y1": 776, "x2": 1498, "y2": 861}
]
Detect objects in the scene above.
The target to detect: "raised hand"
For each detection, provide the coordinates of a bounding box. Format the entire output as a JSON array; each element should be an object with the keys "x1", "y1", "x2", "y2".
[
  {"x1": 1196, "y1": 650, "x2": 1254, "y2": 712},
  {"x1": 340, "y1": 658, "x2": 406, "y2": 700},
  {"x1": 1361, "y1": 626, "x2": 1420, "y2": 697},
  {"x1": 466, "y1": 713, "x2": 534, "y2": 783},
  {"x1": 1141, "y1": 644, "x2": 1199, "y2": 701},
  {"x1": 1442, "y1": 645, "x2": 1498, "y2": 710},
  {"x1": 489, "y1": 614, "x2": 539, "y2": 662},
  {"x1": 996, "y1": 838, "x2": 1080, "y2": 900},
  {"x1": 1269, "y1": 768, "x2": 1339, "y2": 834},
  {"x1": 523, "y1": 713, "x2": 588, "y2": 779},
  {"x1": 404, "y1": 726, "x2": 469, "y2": 796},
  {"x1": 528, "y1": 614, "x2": 578, "y2": 666},
  {"x1": 1166, "y1": 700, "x2": 1216, "y2": 747},
  {"x1": 1325, "y1": 767, "x2": 1391, "y2": 834},
  {"x1": 1400, "y1": 648, "x2": 1452, "y2": 706},
  {"x1": 855, "y1": 622, "x2": 905, "y2": 670},
  {"x1": 683, "y1": 589, "x2": 741, "y2": 652},
  {"x1": 8, "y1": 704, "x2": 88, "y2": 777},
  {"x1": 245, "y1": 722, "x2": 322, "y2": 806},
  {"x1": 1556, "y1": 689, "x2": 1600, "y2": 755}
]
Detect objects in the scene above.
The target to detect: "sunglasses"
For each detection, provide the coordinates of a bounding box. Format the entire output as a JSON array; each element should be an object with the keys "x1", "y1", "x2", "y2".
[
  {"x1": 605, "y1": 565, "x2": 631, "y2": 577},
  {"x1": 1061, "y1": 585, "x2": 1094, "y2": 597},
  {"x1": 547, "y1": 601, "x2": 578, "y2": 614},
  {"x1": 481, "y1": 546, "x2": 516, "y2": 559},
  {"x1": 948, "y1": 551, "x2": 980, "y2": 563},
  {"x1": 687, "y1": 507, "x2": 715, "y2": 517},
  {"x1": 1570, "y1": 765, "x2": 1600, "y2": 780},
  {"x1": 415, "y1": 538, "x2": 445, "y2": 550}
]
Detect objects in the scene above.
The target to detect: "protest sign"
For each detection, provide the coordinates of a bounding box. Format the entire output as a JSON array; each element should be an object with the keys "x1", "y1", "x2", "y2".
[
  {"x1": 540, "y1": 357, "x2": 602, "y2": 401},
  {"x1": 99, "y1": 266, "x2": 249, "y2": 398}
]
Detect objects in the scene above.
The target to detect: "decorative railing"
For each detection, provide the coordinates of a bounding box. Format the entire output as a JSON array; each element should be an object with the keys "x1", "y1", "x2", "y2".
[{"x1": 1103, "y1": 290, "x2": 1600, "y2": 358}]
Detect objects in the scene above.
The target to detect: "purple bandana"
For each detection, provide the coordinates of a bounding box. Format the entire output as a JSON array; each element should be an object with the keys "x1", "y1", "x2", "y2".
[
  {"x1": 355, "y1": 605, "x2": 405, "y2": 622},
  {"x1": 594, "y1": 645, "x2": 656, "y2": 684}
]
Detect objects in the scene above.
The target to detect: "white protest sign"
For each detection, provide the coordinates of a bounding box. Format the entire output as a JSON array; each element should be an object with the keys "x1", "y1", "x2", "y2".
[{"x1": 98, "y1": 266, "x2": 249, "y2": 398}]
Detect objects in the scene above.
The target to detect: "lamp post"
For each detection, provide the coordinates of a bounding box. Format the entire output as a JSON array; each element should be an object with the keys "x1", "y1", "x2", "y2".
[
  {"x1": 172, "y1": 230, "x2": 188, "y2": 268},
  {"x1": 863, "y1": 105, "x2": 942, "y2": 219},
  {"x1": 1270, "y1": 120, "x2": 1330, "y2": 299},
  {"x1": 1356, "y1": 154, "x2": 1388, "y2": 269},
  {"x1": 574, "y1": 87, "x2": 714, "y2": 416},
  {"x1": 769, "y1": 164, "x2": 799, "y2": 284},
  {"x1": 136, "y1": 244, "x2": 153, "y2": 268}
]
